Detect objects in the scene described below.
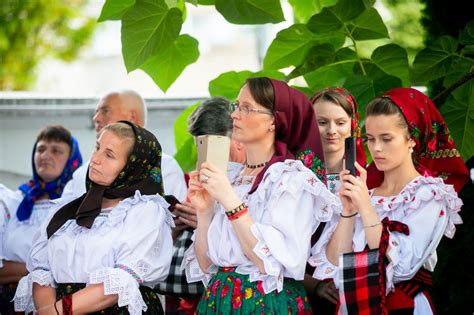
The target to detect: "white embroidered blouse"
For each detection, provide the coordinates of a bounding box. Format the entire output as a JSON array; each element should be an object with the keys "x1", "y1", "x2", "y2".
[
  {"x1": 309, "y1": 176, "x2": 463, "y2": 313},
  {"x1": 13, "y1": 191, "x2": 174, "y2": 315},
  {"x1": 183, "y1": 160, "x2": 339, "y2": 294}
]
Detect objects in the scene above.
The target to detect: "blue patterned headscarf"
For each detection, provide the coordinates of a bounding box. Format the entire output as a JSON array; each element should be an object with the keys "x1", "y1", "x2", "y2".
[{"x1": 16, "y1": 136, "x2": 82, "y2": 221}]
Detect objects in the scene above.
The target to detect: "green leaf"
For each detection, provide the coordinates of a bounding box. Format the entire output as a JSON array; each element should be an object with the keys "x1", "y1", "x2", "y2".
[
  {"x1": 174, "y1": 137, "x2": 198, "y2": 173},
  {"x1": 307, "y1": 8, "x2": 343, "y2": 34},
  {"x1": 121, "y1": 0, "x2": 183, "y2": 71},
  {"x1": 140, "y1": 34, "x2": 199, "y2": 92},
  {"x1": 347, "y1": 8, "x2": 388, "y2": 40},
  {"x1": 215, "y1": 0, "x2": 284, "y2": 24},
  {"x1": 173, "y1": 101, "x2": 201, "y2": 172},
  {"x1": 288, "y1": 43, "x2": 336, "y2": 78},
  {"x1": 442, "y1": 57, "x2": 474, "y2": 88},
  {"x1": 98, "y1": 0, "x2": 136, "y2": 22},
  {"x1": 263, "y1": 24, "x2": 317, "y2": 70},
  {"x1": 288, "y1": 0, "x2": 337, "y2": 23},
  {"x1": 331, "y1": 0, "x2": 367, "y2": 22},
  {"x1": 461, "y1": 45, "x2": 474, "y2": 57},
  {"x1": 304, "y1": 59, "x2": 357, "y2": 91},
  {"x1": 369, "y1": 43, "x2": 409, "y2": 86},
  {"x1": 165, "y1": 0, "x2": 187, "y2": 19},
  {"x1": 174, "y1": 101, "x2": 201, "y2": 149},
  {"x1": 459, "y1": 20, "x2": 474, "y2": 45},
  {"x1": 440, "y1": 80, "x2": 474, "y2": 160},
  {"x1": 411, "y1": 36, "x2": 459, "y2": 83},
  {"x1": 343, "y1": 74, "x2": 402, "y2": 119},
  {"x1": 209, "y1": 70, "x2": 284, "y2": 100}
]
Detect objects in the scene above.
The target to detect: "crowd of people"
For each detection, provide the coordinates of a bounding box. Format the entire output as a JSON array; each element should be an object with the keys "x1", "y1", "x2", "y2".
[{"x1": 0, "y1": 78, "x2": 469, "y2": 314}]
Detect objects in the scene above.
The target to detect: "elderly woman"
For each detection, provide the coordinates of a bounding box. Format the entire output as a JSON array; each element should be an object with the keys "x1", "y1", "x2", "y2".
[
  {"x1": 14, "y1": 121, "x2": 173, "y2": 314},
  {"x1": 0, "y1": 125, "x2": 82, "y2": 314},
  {"x1": 183, "y1": 77, "x2": 338, "y2": 314}
]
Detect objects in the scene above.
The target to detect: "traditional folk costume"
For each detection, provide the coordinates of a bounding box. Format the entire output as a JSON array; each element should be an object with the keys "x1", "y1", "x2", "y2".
[
  {"x1": 13, "y1": 122, "x2": 173, "y2": 315},
  {"x1": 0, "y1": 136, "x2": 82, "y2": 314},
  {"x1": 303, "y1": 87, "x2": 366, "y2": 314},
  {"x1": 309, "y1": 88, "x2": 469, "y2": 314},
  {"x1": 183, "y1": 79, "x2": 337, "y2": 314}
]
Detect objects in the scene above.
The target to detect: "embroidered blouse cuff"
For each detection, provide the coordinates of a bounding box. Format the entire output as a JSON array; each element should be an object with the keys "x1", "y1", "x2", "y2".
[
  {"x1": 88, "y1": 267, "x2": 146, "y2": 315},
  {"x1": 13, "y1": 269, "x2": 56, "y2": 313}
]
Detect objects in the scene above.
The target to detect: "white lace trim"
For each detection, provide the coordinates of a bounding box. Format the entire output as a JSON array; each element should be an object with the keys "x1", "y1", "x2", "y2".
[
  {"x1": 181, "y1": 233, "x2": 215, "y2": 286},
  {"x1": 52, "y1": 191, "x2": 174, "y2": 237},
  {"x1": 371, "y1": 176, "x2": 463, "y2": 238},
  {"x1": 308, "y1": 221, "x2": 339, "y2": 281},
  {"x1": 13, "y1": 269, "x2": 56, "y2": 312},
  {"x1": 88, "y1": 267, "x2": 146, "y2": 315}
]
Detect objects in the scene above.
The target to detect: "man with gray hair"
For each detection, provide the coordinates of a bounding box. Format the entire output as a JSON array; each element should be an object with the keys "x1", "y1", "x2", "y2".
[{"x1": 62, "y1": 90, "x2": 187, "y2": 200}]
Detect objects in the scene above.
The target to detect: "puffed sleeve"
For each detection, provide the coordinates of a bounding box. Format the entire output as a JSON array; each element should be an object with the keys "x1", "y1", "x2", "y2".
[
  {"x1": 308, "y1": 212, "x2": 341, "y2": 281},
  {"x1": 88, "y1": 195, "x2": 174, "y2": 315},
  {"x1": 13, "y1": 206, "x2": 58, "y2": 313},
  {"x1": 383, "y1": 182, "x2": 462, "y2": 291},
  {"x1": 0, "y1": 185, "x2": 23, "y2": 266},
  {"x1": 249, "y1": 161, "x2": 337, "y2": 293}
]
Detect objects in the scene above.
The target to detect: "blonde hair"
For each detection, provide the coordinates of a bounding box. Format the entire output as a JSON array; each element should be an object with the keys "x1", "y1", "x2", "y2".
[{"x1": 100, "y1": 122, "x2": 135, "y2": 156}]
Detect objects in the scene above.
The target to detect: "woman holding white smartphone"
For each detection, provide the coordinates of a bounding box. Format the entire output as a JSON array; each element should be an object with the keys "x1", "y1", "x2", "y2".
[{"x1": 183, "y1": 77, "x2": 338, "y2": 314}]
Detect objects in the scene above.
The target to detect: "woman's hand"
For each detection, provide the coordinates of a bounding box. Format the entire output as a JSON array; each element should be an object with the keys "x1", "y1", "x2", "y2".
[
  {"x1": 188, "y1": 171, "x2": 215, "y2": 217},
  {"x1": 339, "y1": 162, "x2": 371, "y2": 213},
  {"x1": 198, "y1": 162, "x2": 241, "y2": 211},
  {"x1": 174, "y1": 201, "x2": 198, "y2": 229},
  {"x1": 315, "y1": 280, "x2": 339, "y2": 304}
]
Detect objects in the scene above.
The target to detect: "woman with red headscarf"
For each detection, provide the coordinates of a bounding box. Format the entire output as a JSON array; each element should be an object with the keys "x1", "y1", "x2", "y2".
[
  {"x1": 311, "y1": 87, "x2": 468, "y2": 314},
  {"x1": 304, "y1": 87, "x2": 367, "y2": 308},
  {"x1": 183, "y1": 77, "x2": 337, "y2": 313}
]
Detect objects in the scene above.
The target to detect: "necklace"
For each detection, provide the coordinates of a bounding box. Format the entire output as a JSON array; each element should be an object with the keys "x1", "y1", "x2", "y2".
[{"x1": 245, "y1": 161, "x2": 269, "y2": 169}]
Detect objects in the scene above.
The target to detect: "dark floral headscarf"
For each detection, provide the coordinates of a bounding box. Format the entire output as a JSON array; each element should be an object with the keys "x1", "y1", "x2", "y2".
[
  {"x1": 366, "y1": 87, "x2": 469, "y2": 192},
  {"x1": 16, "y1": 137, "x2": 82, "y2": 221},
  {"x1": 47, "y1": 121, "x2": 163, "y2": 238}
]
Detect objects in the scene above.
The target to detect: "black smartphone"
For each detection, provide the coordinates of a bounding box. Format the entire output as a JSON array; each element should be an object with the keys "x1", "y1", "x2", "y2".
[
  {"x1": 345, "y1": 137, "x2": 356, "y2": 176},
  {"x1": 164, "y1": 194, "x2": 181, "y2": 212}
]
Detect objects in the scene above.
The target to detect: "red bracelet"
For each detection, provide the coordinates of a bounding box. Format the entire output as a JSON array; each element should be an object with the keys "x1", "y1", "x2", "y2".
[
  {"x1": 227, "y1": 207, "x2": 248, "y2": 220},
  {"x1": 62, "y1": 294, "x2": 73, "y2": 315}
]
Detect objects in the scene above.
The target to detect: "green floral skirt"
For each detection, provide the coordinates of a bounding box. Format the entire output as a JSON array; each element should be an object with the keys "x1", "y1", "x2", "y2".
[{"x1": 197, "y1": 267, "x2": 312, "y2": 314}]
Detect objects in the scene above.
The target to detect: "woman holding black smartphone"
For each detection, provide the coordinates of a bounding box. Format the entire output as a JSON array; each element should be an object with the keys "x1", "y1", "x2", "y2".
[
  {"x1": 183, "y1": 77, "x2": 337, "y2": 314},
  {"x1": 302, "y1": 87, "x2": 366, "y2": 310},
  {"x1": 310, "y1": 88, "x2": 468, "y2": 313}
]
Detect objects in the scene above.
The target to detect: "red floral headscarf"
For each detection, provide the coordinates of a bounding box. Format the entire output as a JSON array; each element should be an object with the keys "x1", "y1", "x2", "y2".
[
  {"x1": 311, "y1": 87, "x2": 367, "y2": 171},
  {"x1": 366, "y1": 87, "x2": 469, "y2": 192}
]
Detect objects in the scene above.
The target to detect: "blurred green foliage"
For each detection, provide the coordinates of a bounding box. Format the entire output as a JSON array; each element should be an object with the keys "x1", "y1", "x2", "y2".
[{"x1": 0, "y1": 0, "x2": 96, "y2": 90}]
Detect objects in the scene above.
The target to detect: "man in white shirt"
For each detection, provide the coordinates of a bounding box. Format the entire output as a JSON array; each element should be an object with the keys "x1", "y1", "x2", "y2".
[{"x1": 62, "y1": 90, "x2": 187, "y2": 200}]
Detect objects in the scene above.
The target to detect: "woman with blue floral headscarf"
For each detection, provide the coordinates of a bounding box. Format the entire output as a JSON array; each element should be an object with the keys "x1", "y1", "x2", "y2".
[
  {"x1": 14, "y1": 121, "x2": 173, "y2": 315},
  {"x1": 0, "y1": 125, "x2": 82, "y2": 314}
]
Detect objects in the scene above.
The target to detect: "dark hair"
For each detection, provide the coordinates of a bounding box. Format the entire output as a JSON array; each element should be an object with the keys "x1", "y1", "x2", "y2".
[
  {"x1": 366, "y1": 97, "x2": 408, "y2": 131},
  {"x1": 366, "y1": 97, "x2": 419, "y2": 163},
  {"x1": 36, "y1": 125, "x2": 73, "y2": 150},
  {"x1": 188, "y1": 97, "x2": 233, "y2": 137},
  {"x1": 245, "y1": 77, "x2": 274, "y2": 111},
  {"x1": 311, "y1": 88, "x2": 353, "y2": 118}
]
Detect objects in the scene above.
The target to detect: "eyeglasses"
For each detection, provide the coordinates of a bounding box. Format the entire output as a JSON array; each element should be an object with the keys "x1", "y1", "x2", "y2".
[{"x1": 230, "y1": 102, "x2": 273, "y2": 116}]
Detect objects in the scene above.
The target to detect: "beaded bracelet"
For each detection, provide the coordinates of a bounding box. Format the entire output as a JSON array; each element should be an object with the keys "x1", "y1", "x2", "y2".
[
  {"x1": 340, "y1": 212, "x2": 358, "y2": 218},
  {"x1": 62, "y1": 294, "x2": 73, "y2": 315},
  {"x1": 227, "y1": 207, "x2": 248, "y2": 221},
  {"x1": 226, "y1": 202, "x2": 247, "y2": 216}
]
